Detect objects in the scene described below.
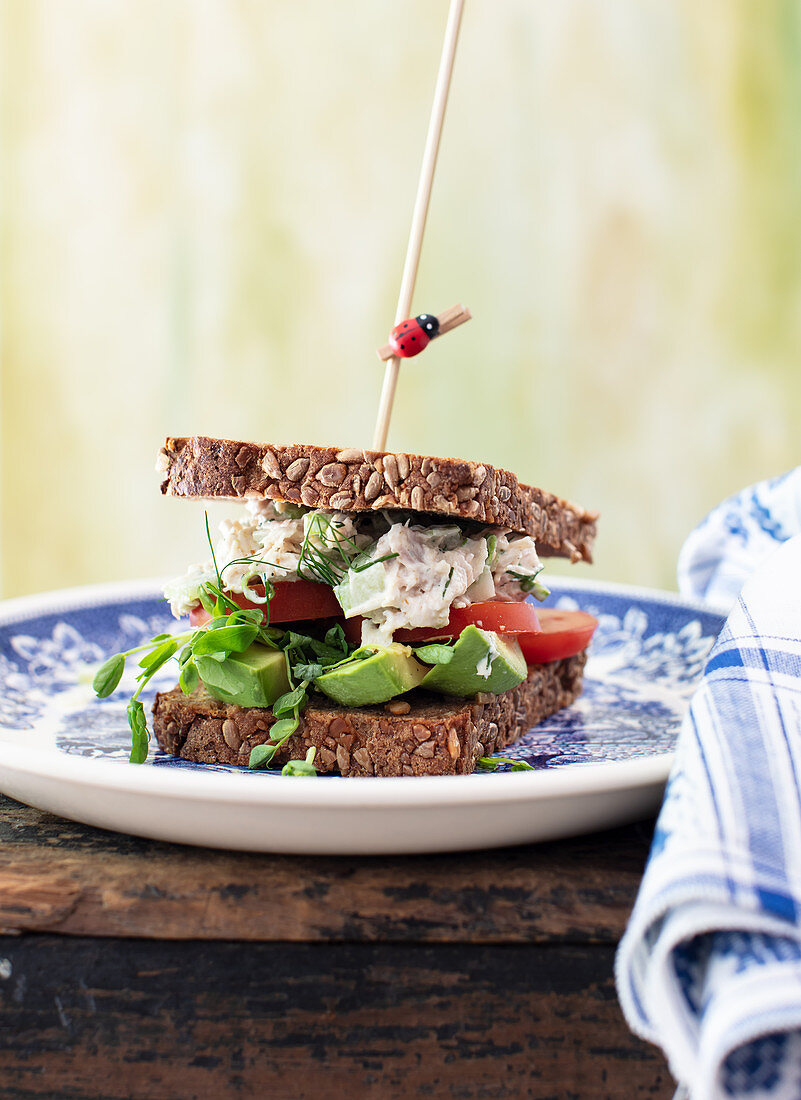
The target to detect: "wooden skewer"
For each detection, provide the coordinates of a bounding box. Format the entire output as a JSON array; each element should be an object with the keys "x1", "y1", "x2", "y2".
[
  {"x1": 375, "y1": 303, "x2": 472, "y2": 361},
  {"x1": 372, "y1": 0, "x2": 466, "y2": 452},
  {"x1": 436, "y1": 302, "x2": 472, "y2": 336}
]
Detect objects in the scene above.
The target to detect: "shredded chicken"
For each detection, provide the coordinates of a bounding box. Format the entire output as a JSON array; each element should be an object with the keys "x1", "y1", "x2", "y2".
[
  {"x1": 351, "y1": 524, "x2": 489, "y2": 646},
  {"x1": 492, "y1": 534, "x2": 544, "y2": 600},
  {"x1": 163, "y1": 504, "x2": 545, "y2": 640}
]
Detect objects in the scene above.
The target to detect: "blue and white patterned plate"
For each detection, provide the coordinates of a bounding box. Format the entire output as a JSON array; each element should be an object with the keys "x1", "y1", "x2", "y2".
[{"x1": 0, "y1": 578, "x2": 725, "y2": 854}]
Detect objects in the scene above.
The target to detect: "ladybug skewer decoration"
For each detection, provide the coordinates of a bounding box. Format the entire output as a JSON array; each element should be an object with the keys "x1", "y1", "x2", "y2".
[
  {"x1": 376, "y1": 303, "x2": 471, "y2": 362},
  {"x1": 390, "y1": 313, "x2": 440, "y2": 357}
]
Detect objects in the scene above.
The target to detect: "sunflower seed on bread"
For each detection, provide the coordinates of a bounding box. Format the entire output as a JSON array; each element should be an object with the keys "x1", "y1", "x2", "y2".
[
  {"x1": 157, "y1": 436, "x2": 598, "y2": 562},
  {"x1": 152, "y1": 653, "x2": 587, "y2": 777}
]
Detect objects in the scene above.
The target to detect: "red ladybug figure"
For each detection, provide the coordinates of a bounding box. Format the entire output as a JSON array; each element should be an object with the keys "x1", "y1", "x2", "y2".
[{"x1": 389, "y1": 313, "x2": 440, "y2": 358}]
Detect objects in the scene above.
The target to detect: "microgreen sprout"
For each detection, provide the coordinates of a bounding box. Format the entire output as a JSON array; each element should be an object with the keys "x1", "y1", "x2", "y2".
[
  {"x1": 247, "y1": 679, "x2": 310, "y2": 770},
  {"x1": 486, "y1": 533, "x2": 497, "y2": 567},
  {"x1": 92, "y1": 513, "x2": 368, "y2": 767},
  {"x1": 281, "y1": 747, "x2": 318, "y2": 777},
  {"x1": 477, "y1": 756, "x2": 535, "y2": 772},
  {"x1": 506, "y1": 569, "x2": 550, "y2": 601},
  {"x1": 413, "y1": 642, "x2": 455, "y2": 666},
  {"x1": 205, "y1": 511, "x2": 222, "y2": 588},
  {"x1": 92, "y1": 540, "x2": 323, "y2": 765},
  {"x1": 93, "y1": 630, "x2": 194, "y2": 763}
]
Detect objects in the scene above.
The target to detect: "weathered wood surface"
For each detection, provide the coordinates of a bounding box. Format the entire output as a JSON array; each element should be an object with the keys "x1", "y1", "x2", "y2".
[
  {"x1": 0, "y1": 796, "x2": 672, "y2": 1098},
  {"x1": 0, "y1": 939, "x2": 672, "y2": 1099},
  {"x1": 0, "y1": 796, "x2": 655, "y2": 944}
]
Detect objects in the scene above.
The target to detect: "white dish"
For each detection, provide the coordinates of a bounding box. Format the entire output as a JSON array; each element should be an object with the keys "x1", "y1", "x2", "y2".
[{"x1": 0, "y1": 578, "x2": 724, "y2": 854}]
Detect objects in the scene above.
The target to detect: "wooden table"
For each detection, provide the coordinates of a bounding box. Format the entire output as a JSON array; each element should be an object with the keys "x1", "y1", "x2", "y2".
[{"x1": 0, "y1": 794, "x2": 672, "y2": 1099}]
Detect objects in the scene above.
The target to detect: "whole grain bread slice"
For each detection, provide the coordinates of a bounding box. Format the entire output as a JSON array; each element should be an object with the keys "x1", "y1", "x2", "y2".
[
  {"x1": 152, "y1": 652, "x2": 587, "y2": 777},
  {"x1": 157, "y1": 436, "x2": 597, "y2": 561}
]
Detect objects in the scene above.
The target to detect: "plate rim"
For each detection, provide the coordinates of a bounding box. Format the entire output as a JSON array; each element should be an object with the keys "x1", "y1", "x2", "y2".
[
  {"x1": 0, "y1": 575, "x2": 724, "y2": 809},
  {"x1": 0, "y1": 739, "x2": 676, "y2": 806}
]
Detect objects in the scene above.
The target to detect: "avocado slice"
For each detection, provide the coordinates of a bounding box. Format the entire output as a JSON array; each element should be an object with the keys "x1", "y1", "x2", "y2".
[
  {"x1": 314, "y1": 644, "x2": 427, "y2": 707},
  {"x1": 420, "y1": 625, "x2": 527, "y2": 697},
  {"x1": 195, "y1": 643, "x2": 290, "y2": 708}
]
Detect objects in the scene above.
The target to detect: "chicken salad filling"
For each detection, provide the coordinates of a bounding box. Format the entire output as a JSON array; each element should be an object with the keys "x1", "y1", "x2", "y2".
[{"x1": 164, "y1": 500, "x2": 548, "y2": 645}]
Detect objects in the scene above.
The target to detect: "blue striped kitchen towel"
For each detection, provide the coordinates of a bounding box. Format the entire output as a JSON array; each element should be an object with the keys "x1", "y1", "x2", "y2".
[
  {"x1": 616, "y1": 468, "x2": 801, "y2": 1100},
  {"x1": 677, "y1": 468, "x2": 801, "y2": 613}
]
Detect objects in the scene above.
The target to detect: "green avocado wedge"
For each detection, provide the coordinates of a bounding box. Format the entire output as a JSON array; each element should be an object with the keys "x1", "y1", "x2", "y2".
[
  {"x1": 314, "y1": 644, "x2": 427, "y2": 707},
  {"x1": 195, "y1": 643, "x2": 290, "y2": 708},
  {"x1": 419, "y1": 625, "x2": 527, "y2": 697}
]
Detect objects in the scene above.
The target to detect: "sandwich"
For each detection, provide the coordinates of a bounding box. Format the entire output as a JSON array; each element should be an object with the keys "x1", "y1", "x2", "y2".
[{"x1": 95, "y1": 436, "x2": 598, "y2": 776}]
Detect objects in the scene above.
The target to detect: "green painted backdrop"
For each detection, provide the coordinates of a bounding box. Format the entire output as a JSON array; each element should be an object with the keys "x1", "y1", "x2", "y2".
[{"x1": 2, "y1": 0, "x2": 800, "y2": 597}]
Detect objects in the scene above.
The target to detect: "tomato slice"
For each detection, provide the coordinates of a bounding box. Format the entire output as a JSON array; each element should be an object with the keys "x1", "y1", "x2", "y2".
[
  {"x1": 189, "y1": 579, "x2": 343, "y2": 627},
  {"x1": 344, "y1": 604, "x2": 596, "y2": 664},
  {"x1": 188, "y1": 584, "x2": 596, "y2": 665},
  {"x1": 342, "y1": 600, "x2": 542, "y2": 647},
  {"x1": 515, "y1": 608, "x2": 597, "y2": 663}
]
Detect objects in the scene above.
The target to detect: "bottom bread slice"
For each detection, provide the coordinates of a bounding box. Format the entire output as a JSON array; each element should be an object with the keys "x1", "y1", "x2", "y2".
[{"x1": 152, "y1": 651, "x2": 587, "y2": 777}]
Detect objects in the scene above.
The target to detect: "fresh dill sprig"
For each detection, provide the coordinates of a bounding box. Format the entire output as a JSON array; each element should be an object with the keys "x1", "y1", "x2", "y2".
[
  {"x1": 296, "y1": 513, "x2": 396, "y2": 587},
  {"x1": 297, "y1": 513, "x2": 348, "y2": 586},
  {"x1": 351, "y1": 551, "x2": 399, "y2": 574}
]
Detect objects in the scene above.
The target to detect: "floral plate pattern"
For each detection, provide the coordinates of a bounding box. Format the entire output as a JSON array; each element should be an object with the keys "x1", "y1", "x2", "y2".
[{"x1": 0, "y1": 578, "x2": 725, "y2": 854}]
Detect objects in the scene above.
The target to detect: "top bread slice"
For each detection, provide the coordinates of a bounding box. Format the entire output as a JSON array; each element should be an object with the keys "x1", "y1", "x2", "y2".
[{"x1": 157, "y1": 436, "x2": 598, "y2": 562}]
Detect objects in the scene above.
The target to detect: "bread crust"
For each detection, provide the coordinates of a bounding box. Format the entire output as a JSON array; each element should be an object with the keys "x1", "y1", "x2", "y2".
[
  {"x1": 152, "y1": 652, "x2": 587, "y2": 777},
  {"x1": 157, "y1": 437, "x2": 597, "y2": 562}
]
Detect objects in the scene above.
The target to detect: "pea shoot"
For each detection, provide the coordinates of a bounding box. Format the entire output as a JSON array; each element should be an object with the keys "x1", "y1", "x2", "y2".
[
  {"x1": 477, "y1": 756, "x2": 535, "y2": 772},
  {"x1": 506, "y1": 568, "x2": 550, "y2": 601},
  {"x1": 281, "y1": 747, "x2": 318, "y2": 777},
  {"x1": 93, "y1": 594, "x2": 273, "y2": 764},
  {"x1": 93, "y1": 516, "x2": 354, "y2": 768}
]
